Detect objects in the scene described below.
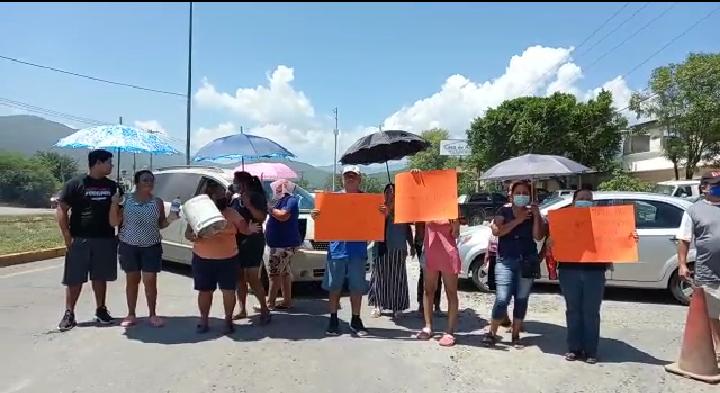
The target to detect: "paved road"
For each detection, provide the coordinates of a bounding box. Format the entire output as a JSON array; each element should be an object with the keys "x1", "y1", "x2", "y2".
[
  {"x1": 0, "y1": 207, "x2": 55, "y2": 216},
  {"x1": 0, "y1": 258, "x2": 713, "y2": 393}
]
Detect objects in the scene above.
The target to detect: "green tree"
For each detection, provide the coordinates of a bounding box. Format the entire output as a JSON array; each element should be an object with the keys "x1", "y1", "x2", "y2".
[
  {"x1": 32, "y1": 151, "x2": 79, "y2": 183},
  {"x1": 598, "y1": 170, "x2": 653, "y2": 192},
  {"x1": 467, "y1": 91, "x2": 627, "y2": 172},
  {"x1": 629, "y1": 53, "x2": 720, "y2": 180},
  {"x1": 0, "y1": 151, "x2": 58, "y2": 207},
  {"x1": 295, "y1": 178, "x2": 310, "y2": 190}
]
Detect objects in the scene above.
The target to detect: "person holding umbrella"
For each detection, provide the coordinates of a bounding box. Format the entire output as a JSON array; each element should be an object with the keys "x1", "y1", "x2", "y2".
[{"x1": 483, "y1": 180, "x2": 546, "y2": 348}]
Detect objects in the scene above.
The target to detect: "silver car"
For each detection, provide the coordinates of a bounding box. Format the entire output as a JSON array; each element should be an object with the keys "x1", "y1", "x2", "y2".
[
  {"x1": 457, "y1": 192, "x2": 696, "y2": 304},
  {"x1": 151, "y1": 165, "x2": 369, "y2": 284}
]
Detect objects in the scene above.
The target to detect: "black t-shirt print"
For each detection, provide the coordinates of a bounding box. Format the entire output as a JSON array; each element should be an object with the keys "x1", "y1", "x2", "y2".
[{"x1": 60, "y1": 175, "x2": 120, "y2": 238}]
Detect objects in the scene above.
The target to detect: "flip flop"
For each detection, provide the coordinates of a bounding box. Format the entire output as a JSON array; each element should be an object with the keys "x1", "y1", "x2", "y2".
[
  {"x1": 120, "y1": 316, "x2": 136, "y2": 328},
  {"x1": 438, "y1": 333, "x2": 456, "y2": 347},
  {"x1": 414, "y1": 327, "x2": 433, "y2": 340}
]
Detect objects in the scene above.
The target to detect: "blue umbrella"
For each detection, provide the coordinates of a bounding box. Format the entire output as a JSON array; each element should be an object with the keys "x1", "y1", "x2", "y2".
[
  {"x1": 55, "y1": 125, "x2": 180, "y2": 155},
  {"x1": 193, "y1": 133, "x2": 295, "y2": 167},
  {"x1": 55, "y1": 124, "x2": 181, "y2": 181}
]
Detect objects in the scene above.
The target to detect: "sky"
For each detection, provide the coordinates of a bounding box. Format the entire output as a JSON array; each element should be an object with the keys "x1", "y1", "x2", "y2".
[{"x1": 1, "y1": 2, "x2": 719, "y2": 165}]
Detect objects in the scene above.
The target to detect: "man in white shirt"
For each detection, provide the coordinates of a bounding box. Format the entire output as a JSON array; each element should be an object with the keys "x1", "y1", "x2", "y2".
[{"x1": 677, "y1": 170, "x2": 720, "y2": 354}]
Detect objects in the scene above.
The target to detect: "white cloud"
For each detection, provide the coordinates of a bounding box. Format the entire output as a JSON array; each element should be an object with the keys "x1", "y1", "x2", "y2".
[
  {"x1": 192, "y1": 46, "x2": 642, "y2": 165},
  {"x1": 134, "y1": 119, "x2": 167, "y2": 135},
  {"x1": 195, "y1": 65, "x2": 316, "y2": 128}
]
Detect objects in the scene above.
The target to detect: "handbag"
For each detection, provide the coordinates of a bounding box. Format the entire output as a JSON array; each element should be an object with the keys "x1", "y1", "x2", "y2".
[{"x1": 521, "y1": 252, "x2": 541, "y2": 279}]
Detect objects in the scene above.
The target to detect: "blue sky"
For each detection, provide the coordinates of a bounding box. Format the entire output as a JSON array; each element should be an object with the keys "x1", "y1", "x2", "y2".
[{"x1": 1, "y1": 2, "x2": 719, "y2": 164}]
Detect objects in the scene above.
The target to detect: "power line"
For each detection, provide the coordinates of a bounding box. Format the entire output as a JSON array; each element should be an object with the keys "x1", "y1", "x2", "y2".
[
  {"x1": 625, "y1": 4, "x2": 720, "y2": 77},
  {"x1": 577, "y1": 2, "x2": 650, "y2": 57},
  {"x1": 0, "y1": 97, "x2": 107, "y2": 126},
  {"x1": 585, "y1": 3, "x2": 678, "y2": 71},
  {"x1": 0, "y1": 54, "x2": 187, "y2": 97},
  {"x1": 575, "y1": 3, "x2": 631, "y2": 50}
]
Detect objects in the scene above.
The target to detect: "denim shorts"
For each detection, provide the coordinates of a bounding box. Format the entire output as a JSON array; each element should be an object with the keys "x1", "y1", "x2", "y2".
[{"x1": 322, "y1": 257, "x2": 368, "y2": 294}]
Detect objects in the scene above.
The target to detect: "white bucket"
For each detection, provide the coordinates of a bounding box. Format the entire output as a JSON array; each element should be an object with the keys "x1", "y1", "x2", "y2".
[{"x1": 183, "y1": 195, "x2": 227, "y2": 238}]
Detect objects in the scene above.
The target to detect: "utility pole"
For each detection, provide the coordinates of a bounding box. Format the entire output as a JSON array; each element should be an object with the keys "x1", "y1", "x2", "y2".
[
  {"x1": 333, "y1": 107, "x2": 339, "y2": 191},
  {"x1": 185, "y1": 2, "x2": 193, "y2": 165}
]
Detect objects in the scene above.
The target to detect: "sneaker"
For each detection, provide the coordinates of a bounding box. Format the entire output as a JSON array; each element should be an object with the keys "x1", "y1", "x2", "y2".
[
  {"x1": 95, "y1": 306, "x2": 114, "y2": 325},
  {"x1": 350, "y1": 317, "x2": 369, "y2": 337},
  {"x1": 325, "y1": 318, "x2": 340, "y2": 336},
  {"x1": 58, "y1": 310, "x2": 76, "y2": 332}
]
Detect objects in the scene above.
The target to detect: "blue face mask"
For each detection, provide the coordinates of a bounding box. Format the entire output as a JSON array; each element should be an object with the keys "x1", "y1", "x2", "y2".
[
  {"x1": 574, "y1": 200, "x2": 593, "y2": 208},
  {"x1": 513, "y1": 195, "x2": 530, "y2": 207},
  {"x1": 710, "y1": 185, "x2": 720, "y2": 198}
]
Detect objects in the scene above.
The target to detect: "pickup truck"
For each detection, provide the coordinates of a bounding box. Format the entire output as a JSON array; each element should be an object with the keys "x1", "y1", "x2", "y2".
[{"x1": 458, "y1": 192, "x2": 507, "y2": 225}]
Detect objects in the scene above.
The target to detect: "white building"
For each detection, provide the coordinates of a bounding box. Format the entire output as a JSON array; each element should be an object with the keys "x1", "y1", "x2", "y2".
[{"x1": 620, "y1": 119, "x2": 713, "y2": 183}]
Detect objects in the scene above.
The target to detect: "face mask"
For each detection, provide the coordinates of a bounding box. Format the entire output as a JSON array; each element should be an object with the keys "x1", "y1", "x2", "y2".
[
  {"x1": 214, "y1": 198, "x2": 228, "y2": 210},
  {"x1": 513, "y1": 195, "x2": 530, "y2": 207},
  {"x1": 574, "y1": 200, "x2": 593, "y2": 208},
  {"x1": 710, "y1": 185, "x2": 720, "y2": 198}
]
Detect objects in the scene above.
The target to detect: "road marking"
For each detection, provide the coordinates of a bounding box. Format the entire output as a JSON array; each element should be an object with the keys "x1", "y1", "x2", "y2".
[{"x1": 0, "y1": 264, "x2": 61, "y2": 279}]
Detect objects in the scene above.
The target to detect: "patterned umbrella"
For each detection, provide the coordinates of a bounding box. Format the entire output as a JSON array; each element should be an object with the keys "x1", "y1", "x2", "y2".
[
  {"x1": 55, "y1": 125, "x2": 180, "y2": 155},
  {"x1": 193, "y1": 133, "x2": 295, "y2": 166}
]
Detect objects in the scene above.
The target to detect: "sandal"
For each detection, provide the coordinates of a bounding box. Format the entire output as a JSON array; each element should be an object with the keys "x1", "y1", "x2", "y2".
[
  {"x1": 232, "y1": 310, "x2": 247, "y2": 320},
  {"x1": 414, "y1": 327, "x2": 433, "y2": 340},
  {"x1": 438, "y1": 333, "x2": 456, "y2": 347},
  {"x1": 511, "y1": 335, "x2": 524, "y2": 349},
  {"x1": 481, "y1": 333, "x2": 498, "y2": 347},
  {"x1": 148, "y1": 316, "x2": 165, "y2": 328},
  {"x1": 120, "y1": 316, "x2": 136, "y2": 328},
  {"x1": 565, "y1": 352, "x2": 579, "y2": 362}
]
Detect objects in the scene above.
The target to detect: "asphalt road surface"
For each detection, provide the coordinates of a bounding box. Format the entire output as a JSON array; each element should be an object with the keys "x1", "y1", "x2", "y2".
[
  {"x1": 0, "y1": 207, "x2": 55, "y2": 216},
  {"x1": 0, "y1": 258, "x2": 713, "y2": 393}
]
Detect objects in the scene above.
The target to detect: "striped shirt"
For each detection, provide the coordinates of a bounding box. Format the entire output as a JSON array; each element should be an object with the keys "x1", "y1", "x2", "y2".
[{"x1": 119, "y1": 193, "x2": 162, "y2": 247}]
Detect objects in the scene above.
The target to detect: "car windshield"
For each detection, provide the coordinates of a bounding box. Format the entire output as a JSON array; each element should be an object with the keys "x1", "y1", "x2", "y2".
[
  {"x1": 654, "y1": 184, "x2": 675, "y2": 196},
  {"x1": 539, "y1": 196, "x2": 566, "y2": 210},
  {"x1": 261, "y1": 181, "x2": 315, "y2": 211}
]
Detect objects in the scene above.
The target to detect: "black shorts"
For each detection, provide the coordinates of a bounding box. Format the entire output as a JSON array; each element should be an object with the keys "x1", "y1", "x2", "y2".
[
  {"x1": 191, "y1": 254, "x2": 238, "y2": 291},
  {"x1": 237, "y1": 234, "x2": 265, "y2": 269},
  {"x1": 118, "y1": 242, "x2": 163, "y2": 273},
  {"x1": 63, "y1": 237, "x2": 118, "y2": 286}
]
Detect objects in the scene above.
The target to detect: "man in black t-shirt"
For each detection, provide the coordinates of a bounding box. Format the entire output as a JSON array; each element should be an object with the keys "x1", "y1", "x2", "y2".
[{"x1": 56, "y1": 149, "x2": 120, "y2": 331}]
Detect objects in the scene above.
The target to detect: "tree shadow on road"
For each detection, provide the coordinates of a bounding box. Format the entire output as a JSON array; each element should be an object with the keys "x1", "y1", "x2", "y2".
[{"x1": 518, "y1": 320, "x2": 669, "y2": 365}]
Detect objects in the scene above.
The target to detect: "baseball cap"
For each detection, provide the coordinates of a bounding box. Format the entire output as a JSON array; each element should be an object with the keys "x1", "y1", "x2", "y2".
[
  {"x1": 342, "y1": 165, "x2": 361, "y2": 175},
  {"x1": 701, "y1": 170, "x2": 720, "y2": 185}
]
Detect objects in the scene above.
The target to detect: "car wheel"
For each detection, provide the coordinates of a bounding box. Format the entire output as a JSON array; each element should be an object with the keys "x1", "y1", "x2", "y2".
[
  {"x1": 669, "y1": 266, "x2": 693, "y2": 306},
  {"x1": 470, "y1": 256, "x2": 491, "y2": 292}
]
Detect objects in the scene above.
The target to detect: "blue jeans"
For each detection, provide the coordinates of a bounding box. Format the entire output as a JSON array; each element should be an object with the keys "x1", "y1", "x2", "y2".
[
  {"x1": 491, "y1": 256, "x2": 534, "y2": 321},
  {"x1": 558, "y1": 267, "x2": 606, "y2": 357}
]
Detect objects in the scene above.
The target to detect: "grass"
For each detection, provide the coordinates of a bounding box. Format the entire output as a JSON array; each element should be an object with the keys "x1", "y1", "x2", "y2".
[{"x1": 0, "y1": 215, "x2": 64, "y2": 255}]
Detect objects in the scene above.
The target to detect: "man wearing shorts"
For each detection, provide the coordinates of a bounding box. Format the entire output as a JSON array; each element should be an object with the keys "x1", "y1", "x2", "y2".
[
  {"x1": 677, "y1": 170, "x2": 720, "y2": 354},
  {"x1": 56, "y1": 150, "x2": 120, "y2": 331},
  {"x1": 312, "y1": 165, "x2": 370, "y2": 336}
]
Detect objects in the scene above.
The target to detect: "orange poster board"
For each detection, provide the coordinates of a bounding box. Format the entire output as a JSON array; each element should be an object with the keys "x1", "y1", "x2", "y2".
[
  {"x1": 394, "y1": 169, "x2": 458, "y2": 224},
  {"x1": 314, "y1": 192, "x2": 385, "y2": 241},
  {"x1": 548, "y1": 206, "x2": 638, "y2": 263}
]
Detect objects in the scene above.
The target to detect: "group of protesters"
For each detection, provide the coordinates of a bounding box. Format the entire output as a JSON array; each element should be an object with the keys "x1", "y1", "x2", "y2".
[{"x1": 55, "y1": 149, "x2": 720, "y2": 364}]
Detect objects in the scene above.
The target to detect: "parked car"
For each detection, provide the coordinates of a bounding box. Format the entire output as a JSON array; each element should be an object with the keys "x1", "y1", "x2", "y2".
[
  {"x1": 152, "y1": 165, "x2": 370, "y2": 285},
  {"x1": 654, "y1": 180, "x2": 701, "y2": 199},
  {"x1": 458, "y1": 191, "x2": 507, "y2": 226},
  {"x1": 457, "y1": 191, "x2": 696, "y2": 304}
]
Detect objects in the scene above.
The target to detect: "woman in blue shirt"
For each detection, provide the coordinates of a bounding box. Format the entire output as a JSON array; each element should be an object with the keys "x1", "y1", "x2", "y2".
[{"x1": 265, "y1": 179, "x2": 302, "y2": 310}]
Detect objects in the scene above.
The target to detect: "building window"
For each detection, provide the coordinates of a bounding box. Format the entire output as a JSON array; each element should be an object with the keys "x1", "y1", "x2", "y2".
[{"x1": 623, "y1": 134, "x2": 650, "y2": 154}]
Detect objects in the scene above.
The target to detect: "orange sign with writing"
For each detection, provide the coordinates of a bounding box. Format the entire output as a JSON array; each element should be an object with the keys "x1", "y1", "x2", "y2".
[
  {"x1": 548, "y1": 206, "x2": 638, "y2": 263},
  {"x1": 394, "y1": 169, "x2": 458, "y2": 223},
  {"x1": 314, "y1": 192, "x2": 385, "y2": 241}
]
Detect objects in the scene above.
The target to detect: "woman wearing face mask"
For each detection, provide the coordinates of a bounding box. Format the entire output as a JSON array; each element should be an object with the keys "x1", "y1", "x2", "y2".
[
  {"x1": 555, "y1": 188, "x2": 608, "y2": 364},
  {"x1": 110, "y1": 170, "x2": 174, "y2": 328},
  {"x1": 185, "y1": 179, "x2": 261, "y2": 334},
  {"x1": 483, "y1": 181, "x2": 546, "y2": 348},
  {"x1": 369, "y1": 183, "x2": 414, "y2": 318}
]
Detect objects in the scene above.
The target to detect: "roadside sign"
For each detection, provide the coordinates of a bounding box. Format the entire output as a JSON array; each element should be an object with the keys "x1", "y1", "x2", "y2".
[{"x1": 439, "y1": 139, "x2": 470, "y2": 156}]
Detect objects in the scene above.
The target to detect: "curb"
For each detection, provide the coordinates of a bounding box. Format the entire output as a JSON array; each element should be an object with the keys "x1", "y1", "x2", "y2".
[{"x1": 0, "y1": 247, "x2": 66, "y2": 267}]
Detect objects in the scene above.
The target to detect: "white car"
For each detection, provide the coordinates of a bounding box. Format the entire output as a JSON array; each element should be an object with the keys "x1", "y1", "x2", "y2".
[
  {"x1": 655, "y1": 180, "x2": 701, "y2": 199},
  {"x1": 152, "y1": 165, "x2": 369, "y2": 284},
  {"x1": 457, "y1": 192, "x2": 696, "y2": 304}
]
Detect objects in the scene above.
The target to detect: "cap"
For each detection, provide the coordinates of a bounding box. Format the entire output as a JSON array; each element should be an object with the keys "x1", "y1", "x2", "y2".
[
  {"x1": 342, "y1": 165, "x2": 361, "y2": 175},
  {"x1": 701, "y1": 170, "x2": 720, "y2": 185}
]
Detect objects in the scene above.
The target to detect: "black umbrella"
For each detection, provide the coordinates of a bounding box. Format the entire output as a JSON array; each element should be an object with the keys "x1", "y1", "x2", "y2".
[{"x1": 340, "y1": 130, "x2": 430, "y2": 180}]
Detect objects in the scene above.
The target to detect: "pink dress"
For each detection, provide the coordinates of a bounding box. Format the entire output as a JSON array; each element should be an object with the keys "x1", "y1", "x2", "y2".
[{"x1": 423, "y1": 221, "x2": 461, "y2": 274}]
